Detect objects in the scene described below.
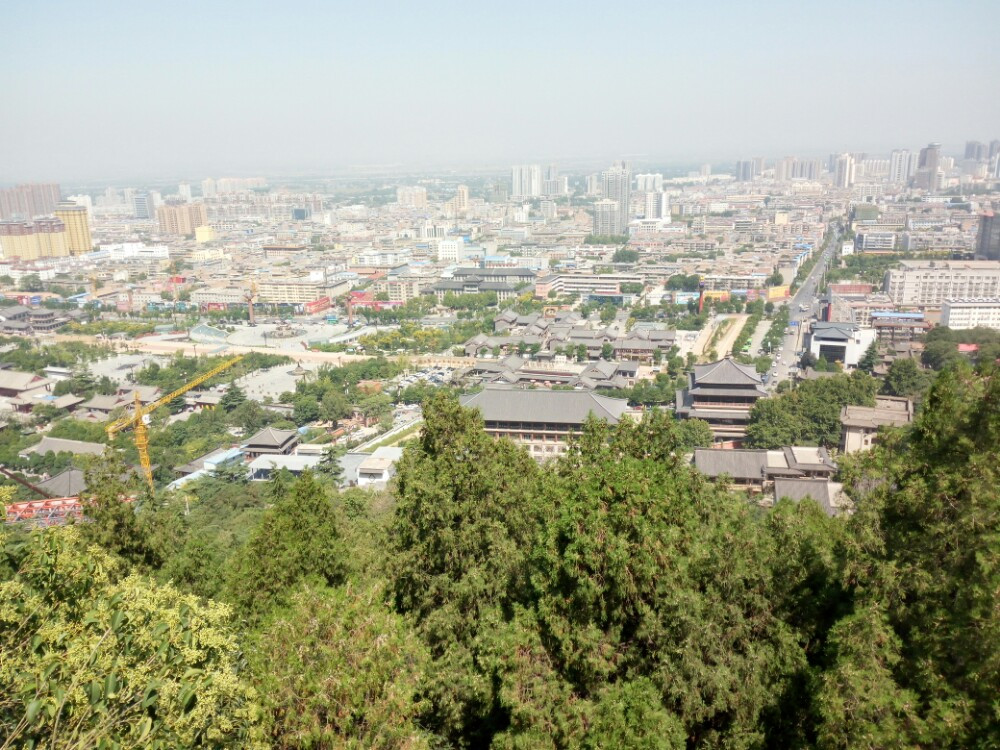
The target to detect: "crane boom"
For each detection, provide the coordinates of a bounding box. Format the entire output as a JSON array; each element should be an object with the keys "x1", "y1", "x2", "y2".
[{"x1": 105, "y1": 355, "x2": 246, "y2": 490}]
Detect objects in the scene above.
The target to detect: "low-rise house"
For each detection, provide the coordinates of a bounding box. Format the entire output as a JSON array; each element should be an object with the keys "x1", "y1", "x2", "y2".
[
  {"x1": 840, "y1": 396, "x2": 914, "y2": 453},
  {"x1": 247, "y1": 453, "x2": 322, "y2": 481},
  {"x1": 692, "y1": 445, "x2": 837, "y2": 493}
]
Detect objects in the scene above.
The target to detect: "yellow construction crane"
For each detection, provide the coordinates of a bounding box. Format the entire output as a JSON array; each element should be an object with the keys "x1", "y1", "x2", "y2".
[{"x1": 105, "y1": 355, "x2": 246, "y2": 491}]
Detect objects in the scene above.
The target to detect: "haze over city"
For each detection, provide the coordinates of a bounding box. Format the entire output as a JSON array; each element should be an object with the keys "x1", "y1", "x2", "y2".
[
  {"x1": 2, "y1": 0, "x2": 998, "y2": 181},
  {"x1": 2, "y1": 2, "x2": 1000, "y2": 748}
]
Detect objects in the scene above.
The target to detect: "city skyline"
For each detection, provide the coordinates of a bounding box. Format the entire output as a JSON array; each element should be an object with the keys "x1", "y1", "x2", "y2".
[{"x1": 2, "y1": 0, "x2": 998, "y2": 181}]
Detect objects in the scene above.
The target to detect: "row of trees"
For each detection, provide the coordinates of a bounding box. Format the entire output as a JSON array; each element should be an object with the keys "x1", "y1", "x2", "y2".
[{"x1": 2, "y1": 363, "x2": 997, "y2": 747}]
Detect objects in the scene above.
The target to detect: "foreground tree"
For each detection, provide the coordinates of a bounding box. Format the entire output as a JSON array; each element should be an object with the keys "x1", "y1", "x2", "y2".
[
  {"x1": 248, "y1": 584, "x2": 434, "y2": 749},
  {"x1": 834, "y1": 362, "x2": 1000, "y2": 747},
  {"x1": 227, "y1": 471, "x2": 345, "y2": 619},
  {"x1": 387, "y1": 391, "x2": 543, "y2": 744},
  {"x1": 0, "y1": 526, "x2": 265, "y2": 749}
]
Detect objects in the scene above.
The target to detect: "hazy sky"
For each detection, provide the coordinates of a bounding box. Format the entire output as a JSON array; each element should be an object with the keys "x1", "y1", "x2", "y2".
[{"x1": 2, "y1": 0, "x2": 998, "y2": 181}]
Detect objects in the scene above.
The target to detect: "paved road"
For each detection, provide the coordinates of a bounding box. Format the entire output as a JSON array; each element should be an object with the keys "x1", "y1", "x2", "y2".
[{"x1": 768, "y1": 226, "x2": 840, "y2": 387}]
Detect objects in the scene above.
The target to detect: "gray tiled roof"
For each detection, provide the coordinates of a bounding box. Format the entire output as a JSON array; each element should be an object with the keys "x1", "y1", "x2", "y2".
[
  {"x1": 460, "y1": 387, "x2": 631, "y2": 425},
  {"x1": 692, "y1": 358, "x2": 762, "y2": 386},
  {"x1": 38, "y1": 468, "x2": 87, "y2": 497}
]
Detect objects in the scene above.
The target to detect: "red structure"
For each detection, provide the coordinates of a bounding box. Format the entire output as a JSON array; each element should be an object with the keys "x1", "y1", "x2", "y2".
[{"x1": 5, "y1": 496, "x2": 135, "y2": 528}]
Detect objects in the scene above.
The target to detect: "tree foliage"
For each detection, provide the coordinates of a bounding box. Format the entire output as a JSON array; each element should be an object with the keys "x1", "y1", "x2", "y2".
[
  {"x1": 745, "y1": 371, "x2": 879, "y2": 448},
  {"x1": 0, "y1": 526, "x2": 265, "y2": 749}
]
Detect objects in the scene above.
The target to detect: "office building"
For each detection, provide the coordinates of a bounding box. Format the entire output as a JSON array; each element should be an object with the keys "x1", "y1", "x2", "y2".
[
  {"x1": 975, "y1": 211, "x2": 1000, "y2": 261},
  {"x1": 593, "y1": 199, "x2": 623, "y2": 236},
  {"x1": 601, "y1": 161, "x2": 631, "y2": 230},
  {"x1": 941, "y1": 298, "x2": 1000, "y2": 330},
  {"x1": 965, "y1": 141, "x2": 987, "y2": 161},
  {"x1": 883, "y1": 260, "x2": 1000, "y2": 305},
  {"x1": 511, "y1": 164, "x2": 543, "y2": 198},
  {"x1": 735, "y1": 160, "x2": 755, "y2": 182},
  {"x1": 915, "y1": 143, "x2": 941, "y2": 190},
  {"x1": 53, "y1": 201, "x2": 92, "y2": 255},
  {"x1": 131, "y1": 191, "x2": 154, "y2": 220},
  {"x1": 0, "y1": 218, "x2": 68, "y2": 260},
  {"x1": 0, "y1": 183, "x2": 61, "y2": 220},
  {"x1": 157, "y1": 203, "x2": 208, "y2": 236}
]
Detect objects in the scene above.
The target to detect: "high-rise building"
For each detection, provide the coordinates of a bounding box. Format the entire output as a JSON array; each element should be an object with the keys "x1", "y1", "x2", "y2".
[
  {"x1": 0, "y1": 183, "x2": 61, "y2": 220},
  {"x1": 601, "y1": 161, "x2": 631, "y2": 230},
  {"x1": 965, "y1": 141, "x2": 987, "y2": 161},
  {"x1": 635, "y1": 173, "x2": 663, "y2": 192},
  {"x1": 888, "y1": 149, "x2": 918, "y2": 185},
  {"x1": 157, "y1": 203, "x2": 208, "y2": 236},
  {"x1": 511, "y1": 164, "x2": 542, "y2": 198},
  {"x1": 65, "y1": 194, "x2": 93, "y2": 217},
  {"x1": 915, "y1": 143, "x2": 942, "y2": 190},
  {"x1": 734, "y1": 160, "x2": 758, "y2": 182},
  {"x1": 585, "y1": 174, "x2": 602, "y2": 196},
  {"x1": 643, "y1": 191, "x2": 669, "y2": 219},
  {"x1": 178, "y1": 182, "x2": 192, "y2": 202},
  {"x1": 592, "y1": 199, "x2": 623, "y2": 236},
  {"x1": 201, "y1": 178, "x2": 217, "y2": 198},
  {"x1": 454, "y1": 185, "x2": 469, "y2": 213},
  {"x1": 53, "y1": 201, "x2": 92, "y2": 255},
  {"x1": 976, "y1": 211, "x2": 1000, "y2": 261},
  {"x1": 834, "y1": 154, "x2": 856, "y2": 188},
  {"x1": 0, "y1": 217, "x2": 68, "y2": 260},
  {"x1": 397, "y1": 186, "x2": 428, "y2": 208},
  {"x1": 132, "y1": 191, "x2": 155, "y2": 220}
]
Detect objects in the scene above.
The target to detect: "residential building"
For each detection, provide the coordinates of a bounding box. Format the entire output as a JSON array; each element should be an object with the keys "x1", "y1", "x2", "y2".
[
  {"x1": 0, "y1": 183, "x2": 61, "y2": 220},
  {"x1": 53, "y1": 202, "x2": 92, "y2": 254},
  {"x1": 601, "y1": 161, "x2": 631, "y2": 231},
  {"x1": 511, "y1": 164, "x2": 543, "y2": 198},
  {"x1": 883, "y1": 260, "x2": 1000, "y2": 306},
  {"x1": 834, "y1": 153, "x2": 855, "y2": 188},
  {"x1": 397, "y1": 186, "x2": 428, "y2": 207},
  {"x1": 840, "y1": 396, "x2": 914, "y2": 453},
  {"x1": 888, "y1": 149, "x2": 918, "y2": 185},
  {"x1": 460, "y1": 386, "x2": 634, "y2": 460},
  {"x1": 675, "y1": 358, "x2": 768, "y2": 443},
  {"x1": 157, "y1": 203, "x2": 208, "y2": 235},
  {"x1": 593, "y1": 199, "x2": 623, "y2": 236},
  {"x1": 0, "y1": 218, "x2": 68, "y2": 260},
  {"x1": 941, "y1": 298, "x2": 1000, "y2": 330}
]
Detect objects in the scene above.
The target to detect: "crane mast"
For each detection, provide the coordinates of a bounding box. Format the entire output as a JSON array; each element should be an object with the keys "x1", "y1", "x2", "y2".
[{"x1": 106, "y1": 355, "x2": 245, "y2": 491}]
